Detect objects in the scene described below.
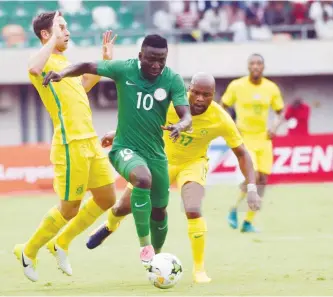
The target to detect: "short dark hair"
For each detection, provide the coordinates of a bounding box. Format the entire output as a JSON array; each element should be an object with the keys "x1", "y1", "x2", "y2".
[
  {"x1": 32, "y1": 11, "x2": 58, "y2": 40},
  {"x1": 249, "y1": 53, "x2": 264, "y2": 63},
  {"x1": 141, "y1": 34, "x2": 168, "y2": 49}
]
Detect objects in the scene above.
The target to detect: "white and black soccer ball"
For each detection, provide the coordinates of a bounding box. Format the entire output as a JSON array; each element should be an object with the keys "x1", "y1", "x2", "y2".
[{"x1": 147, "y1": 253, "x2": 183, "y2": 289}]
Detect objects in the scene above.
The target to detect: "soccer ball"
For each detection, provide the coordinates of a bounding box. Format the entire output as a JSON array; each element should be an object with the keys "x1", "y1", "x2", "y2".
[{"x1": 147, "y1": 253, "x2": 183, "y2": 289}]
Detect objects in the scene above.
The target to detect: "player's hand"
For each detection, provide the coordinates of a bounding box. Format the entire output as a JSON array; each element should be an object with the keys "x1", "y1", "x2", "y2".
[
  {"x1": 247, "y1": 191, "x2": 261, "y2": 211},
  {"x1": 101, "y1": 131, "x2": 116, "y2": 148},
  {"x1": 42, "y1": 71, "x2": 63, "y2": 86},
  {"x1": 102, "y1": 30, "x2": 117, "y2": 60},
  {"x1": 161, "y1": 124, "x2": 183, "y2": 142},
  {"x1": 52, "y1": 11, "x2": 62, "y2": 40},
  {"x1": 267, "y1": 129, "x2": 276, "y2": 139}
]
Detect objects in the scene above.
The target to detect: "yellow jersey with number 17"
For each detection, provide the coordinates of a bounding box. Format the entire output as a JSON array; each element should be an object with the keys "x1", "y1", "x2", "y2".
[
  {"x1": 222, "y1": 76, "x2": 284, "y2": 140},
  {"x1": 29, "y1": 54, "x2": 97, "y2": 145},
  {"x1": 164, "y1": 101, "x2": 243, "y2": 165}
]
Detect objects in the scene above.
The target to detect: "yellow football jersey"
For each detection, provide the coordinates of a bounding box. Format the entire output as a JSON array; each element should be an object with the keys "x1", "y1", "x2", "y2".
[
  {"x1": 29, "y1": 54, "x2": 97, "y2": 145},
  {"x1": 221, "y1": 76, "x2": 284, "y2": 139},
  {"x1": 164, "y1": 101, "x2": 243, "y2": 164}
]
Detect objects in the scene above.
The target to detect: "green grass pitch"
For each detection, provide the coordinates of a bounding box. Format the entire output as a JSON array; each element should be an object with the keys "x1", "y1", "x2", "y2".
[{"x1": 1, "y1": 184, "x2": 333, "y2": 296}]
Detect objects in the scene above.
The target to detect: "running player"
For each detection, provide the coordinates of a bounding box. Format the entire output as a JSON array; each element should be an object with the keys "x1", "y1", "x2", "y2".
[
  {"x1": 14, "y1": 11, "x2": 117, "y2": 282},
  {"x1": 42, "y1": 34, "x2": 192, "y2": 266},
  {"x1": 86, "y1": 72, "x2": 261, "y2": 283},
  {"x1": 221, "y1": 53, "x2": 285, "y2": 232}
]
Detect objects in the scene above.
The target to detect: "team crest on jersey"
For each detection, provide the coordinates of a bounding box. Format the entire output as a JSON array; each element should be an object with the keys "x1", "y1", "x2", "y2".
[
  {"x1": 200, "y1": 129, "x2": 208, "y2": 136},
  {"x1": 253, "y1": 94, "x2": 261, "y2": 100},
  {"x1": 154, "y1": 88, "x2": 167, "y2": 101}
]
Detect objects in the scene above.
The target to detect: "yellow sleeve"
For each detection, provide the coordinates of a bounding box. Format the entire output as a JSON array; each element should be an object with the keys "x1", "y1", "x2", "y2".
[
  {"x1": 271, "y1": 83, "x2": 284, "y2": 111},
  {"x1": 221, "y1": 80, "x2": 237, "y2": 107},
  {"x1": 218, "y1": 109, "x2": 243, "y2": 148}
]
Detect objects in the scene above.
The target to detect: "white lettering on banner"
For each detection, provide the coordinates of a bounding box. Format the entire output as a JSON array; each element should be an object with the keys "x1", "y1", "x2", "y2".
[
  {"x1": 311, "y1": 145, "x2": 333, "y2": 172},
  {"x1": 273, "y1": 145, "x2": 333, "y2": 174},
  {"x1": 291, "y1": 146, "x2": 312, "y2": 173},
  {"x1": 0, "y1": 164, "x2": 54, "y2": 183}
]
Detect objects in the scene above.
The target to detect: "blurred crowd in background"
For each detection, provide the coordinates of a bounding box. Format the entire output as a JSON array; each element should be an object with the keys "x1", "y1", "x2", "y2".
[{"x1": 1, "y1": 0, "x2": 333, "y2": 48}]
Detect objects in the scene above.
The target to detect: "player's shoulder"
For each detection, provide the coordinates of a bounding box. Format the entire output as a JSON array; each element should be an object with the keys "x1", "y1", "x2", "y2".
[
  {"x1": 228, "y1": 76, "x2": 248, "y2": 87},
  {"x1": 207, "y1": 101, "x2": 230, "y2": 120},
  {"x1": 262, "y1": 77, "x2": 280, "y2": 90}
]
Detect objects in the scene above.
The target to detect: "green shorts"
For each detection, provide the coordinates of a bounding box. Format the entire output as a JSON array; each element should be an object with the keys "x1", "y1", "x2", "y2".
[{"x1": 109, "y1": 148, "x2": 169, "y2": 208}]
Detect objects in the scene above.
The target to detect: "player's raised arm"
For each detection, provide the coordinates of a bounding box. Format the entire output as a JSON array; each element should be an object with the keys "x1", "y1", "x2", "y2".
[
  {"x1": 28, "y1": 11, "x2": 63, "y2": 76},
  {"x1": 81, "y1": 30, "x2": 117, "y2": 93},
  {"x1": 162, "y1": 74, "x2": 192, "y2": 141}
]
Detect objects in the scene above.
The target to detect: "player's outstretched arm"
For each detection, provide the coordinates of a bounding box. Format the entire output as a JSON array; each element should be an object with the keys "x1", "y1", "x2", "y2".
[
  {"x1": 81, "y1": 30, "x2": 117, "y2": 93},
  {"x1": 28, "y1": 11, "x2": 62, "y2": 76},
  {"x1": 162, "y1": 105, "x2": 192, "y2": 142},
  {"x1": 42, "y1": 62, "x2": 99, "y2": 86},
  {"x1": 232, "y1": 144, "x2": 261, "y2": 211}
]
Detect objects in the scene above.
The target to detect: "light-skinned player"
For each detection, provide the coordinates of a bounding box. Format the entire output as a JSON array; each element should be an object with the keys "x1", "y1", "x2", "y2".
[
  {"x1": 222, "y1": 53, "x2": 285, "y2": 232},
  {"x1": 14, "y1": 11, "x2": 118, "y2": 282},
  {"x1": 86, "y1": 72, "x2": 261, "y2": 283}
]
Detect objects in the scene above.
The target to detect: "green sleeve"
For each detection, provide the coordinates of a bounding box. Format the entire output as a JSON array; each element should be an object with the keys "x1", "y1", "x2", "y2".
[
  {"x1": 170, "y1": 74, "x2": 189, "y2": 106},
  {"x1": 96, "y1": 60, "x2": 125, "y2": 80}
]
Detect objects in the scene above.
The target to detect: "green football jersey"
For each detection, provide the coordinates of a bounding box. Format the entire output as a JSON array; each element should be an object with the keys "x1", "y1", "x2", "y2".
[{"x1": 97, "y1": 58, "x2": 189, "y2": 159}]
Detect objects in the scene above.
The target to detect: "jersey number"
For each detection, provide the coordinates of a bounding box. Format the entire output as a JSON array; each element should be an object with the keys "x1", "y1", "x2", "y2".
[
  {"x1": 179, "y1": 135, "x2": 193, "y2": 146},
  {"x1": 137, "y1": 92, "x2": 153, "y2": 111},
  {"x1": 120, "y1": 148, "x2": 134, "y2": 162}
]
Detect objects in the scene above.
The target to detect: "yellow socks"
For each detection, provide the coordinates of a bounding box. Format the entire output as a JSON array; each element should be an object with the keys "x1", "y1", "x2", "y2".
[
  {"x1": 106, "y1": 208, "x2": 125, "y2": 232},
  {"x1": 245, "y1": 210, "x2": 256, "y2": 223},
  {"x1": 24, "y1": 206, "x2": 67, "y2": 259},
  {"x1": 56, "y1": 197, "x2": 104, "y2": 250},
  {"x1": 187, "y1": 217, "x2": 207, "y2": 272}
]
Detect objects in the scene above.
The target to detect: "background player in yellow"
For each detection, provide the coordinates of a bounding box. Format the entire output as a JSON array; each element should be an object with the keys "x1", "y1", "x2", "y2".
[
  {"x1": 221, "y1": 53, "x2": 285, "y2": 233},
  {"x1": 14, "y1": 11, "x2": 118, "y2": 282},
  {"x1": 86, "y1": 72, "x2": 261, "y2": 284}
]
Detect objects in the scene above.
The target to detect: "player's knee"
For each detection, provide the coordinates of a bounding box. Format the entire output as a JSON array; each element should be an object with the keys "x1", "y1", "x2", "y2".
[
  {"x1": 58, "y1": 201, "x2": 81, "y2": 220},
  {"x1": 151, "y1": 207, "x2": 167, "y2": 221},
  {"x1": 130, "y1": 167, "x2": 152, "y2": 189},
  {"x1": 132, "y1": 174, "x2": 152, "y2": 189}
]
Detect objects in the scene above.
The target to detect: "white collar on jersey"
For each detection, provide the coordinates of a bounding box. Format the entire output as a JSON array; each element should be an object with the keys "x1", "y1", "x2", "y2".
[{"x1": 137, "y1": 60, "x2": 165, "y2": 74}]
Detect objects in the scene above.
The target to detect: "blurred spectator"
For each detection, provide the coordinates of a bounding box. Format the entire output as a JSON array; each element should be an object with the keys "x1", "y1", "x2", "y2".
[
  {"x1": 264, "y1": 1, "x2": 292, "y2": 26},
  {"x1": 2, "y1": 24, "x2": 26, "y2": 48},
  {"x1": 246, "y1": 1, "x2": 273, "y2": 41},
  {"x1": 175, "y1": 1, "x2": 200, "y2": 42},
  {"x1": 225, "y1": 1, "x2": 247, "y2": 42},
  {"x1": 291, "y1": 1, "x2": 310, "y2": 24},
  {"x1": 309, "y1": 1, "x2": 333, "y2": 39},
  {"x1": 198, "y1": 3, "x2": 228, "y2": 41},
  {"x1": 285, "y1": 98, "x2": 310, "y2": 136}
]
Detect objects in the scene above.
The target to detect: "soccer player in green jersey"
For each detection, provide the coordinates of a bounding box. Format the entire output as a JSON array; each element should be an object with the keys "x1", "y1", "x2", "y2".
[{"x1": 43, "y1": 35, "x2": 192, "y2": 266}]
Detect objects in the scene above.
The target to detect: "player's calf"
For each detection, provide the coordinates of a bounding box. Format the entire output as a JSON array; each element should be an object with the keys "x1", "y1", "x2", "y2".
[{"x1": 86, "y1": 187, "x2": 132, "y2": 249}]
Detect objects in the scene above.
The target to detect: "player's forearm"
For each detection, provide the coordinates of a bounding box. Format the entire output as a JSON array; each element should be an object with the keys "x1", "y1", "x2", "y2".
[
  {"x1": 28, "y1": 36, "x2": 57, "y2": 76},
  {"x1": 233, "y1": 145, "x2": 256, "y2": 185},
  {"x1": 59, "y1": 62, "x2": 98, "y2": 78},
  {"x1": 271, "y1": 111, "x2": 285, "y2": 133},
  {"x1": 176, "y1": 111, "x2": 192, "y2": 132},
  {"x1": 174, "y1": 105, "x2": 192, "y2": 132}
]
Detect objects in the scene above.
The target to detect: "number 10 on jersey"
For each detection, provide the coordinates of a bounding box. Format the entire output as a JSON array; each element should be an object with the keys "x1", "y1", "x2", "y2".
[{"x1": 137, "y1": 92, "x2": 153, "y2": 111}]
